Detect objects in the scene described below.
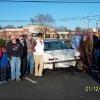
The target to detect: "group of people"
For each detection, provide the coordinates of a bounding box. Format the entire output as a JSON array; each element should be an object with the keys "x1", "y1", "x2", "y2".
[
  {"x1": 0, "y1": 30, "x2": 100, "y2": 83},
  {"x1": 71, "y1": 31, "x2": 100, "y2": 73},
  {"x1": 0, "y1": 32, "x2": 44, "y2": 83}
]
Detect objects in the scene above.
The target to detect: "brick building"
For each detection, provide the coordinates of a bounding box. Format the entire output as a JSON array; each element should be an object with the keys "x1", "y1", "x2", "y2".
[
  {"x1": 0, "y1": 25, "x2": 71, "y2": 40},
  {"x1": 0, "y1": 27, "x2": 29, "y2": 40}
]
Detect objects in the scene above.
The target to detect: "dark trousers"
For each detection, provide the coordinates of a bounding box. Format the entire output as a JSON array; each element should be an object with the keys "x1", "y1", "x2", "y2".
[
  {"x1": 94, "y1": 49, "x2": 100, "y2": 71},
  {"x1": 81, "y1": 53, "x2": 92, "y2": 72},
  {"x1": 20, "y1": 56, "x2": 27, "y2": 78},
  {"x1": 0, "y1": 67, "x2": 7, "y2": 81}
]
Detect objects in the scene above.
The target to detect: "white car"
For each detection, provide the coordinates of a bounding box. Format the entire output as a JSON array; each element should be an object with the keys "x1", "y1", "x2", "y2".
[{"x1": 43, "y1": 40, "x2": 80, "y2": 69}]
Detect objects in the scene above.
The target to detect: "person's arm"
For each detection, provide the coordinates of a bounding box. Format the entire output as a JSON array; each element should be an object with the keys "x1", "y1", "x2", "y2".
[
  {"x1": 24, "y1": 40, "x2": 27, "y2": 55},
  {"x1": 32, "y1": 40, "x2": 37, "y2": 52},
  {"x1": 88, "y1": 37, "x2": 93, "y2": 54},
  {"x1": 6, "y1": 42, "x2": 11, "y2": 59},
  {"x1": 0, "y1": 48, "x2": 3, "y2": 59},
  {"x1": 19, "y1": 43, "x2": 24, "y2": 58}
]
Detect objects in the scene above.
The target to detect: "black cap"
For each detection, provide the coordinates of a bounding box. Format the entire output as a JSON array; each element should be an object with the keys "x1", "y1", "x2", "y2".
[{"x1": 37, "y1": 32, "x2": 43, "y2": 37}]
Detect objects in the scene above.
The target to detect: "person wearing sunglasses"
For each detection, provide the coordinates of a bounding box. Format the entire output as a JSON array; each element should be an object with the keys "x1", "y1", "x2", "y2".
[
  {"x1": 26, "y1": 33, "x2": 34, "y2": 74},
  {"x1": 18, "y1": 33, "x2": 27, "y2": 80}
]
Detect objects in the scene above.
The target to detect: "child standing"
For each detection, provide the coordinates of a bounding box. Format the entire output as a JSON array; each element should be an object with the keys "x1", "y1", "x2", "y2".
[{"x1": 0, "y1": 48, "x2": 9, "y2": 83}]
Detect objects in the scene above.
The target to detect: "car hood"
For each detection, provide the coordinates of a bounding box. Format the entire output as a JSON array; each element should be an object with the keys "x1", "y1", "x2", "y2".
[{"x1": 44, "y1": 49, "x2": 80, "y2": 63}]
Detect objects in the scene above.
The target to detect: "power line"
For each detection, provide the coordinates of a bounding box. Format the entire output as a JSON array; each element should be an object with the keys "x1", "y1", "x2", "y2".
[
  {"x1": 0, "y1": 19, "x2": 100, "y2": 22},
  {"x1": 0, "y1": 15, "x2": 100, "y2": 22},
  {"x1": 60, "y1": 15, "x2": 100, "y2": 21},
  {"x1": 0, "y1": 20, "x2": 30, "y2": 22},
  {"x1": 60, "y1": 18, "x2": 100, "y2": 21},
  {"x1": 0, "y1": 0, "x2": 100, "y2": 3}
]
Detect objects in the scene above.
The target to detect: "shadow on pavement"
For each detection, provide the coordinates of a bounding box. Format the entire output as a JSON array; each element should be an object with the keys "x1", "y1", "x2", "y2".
[{"x1": 89, "y1": 71, "x2": 100, "y2": 84}]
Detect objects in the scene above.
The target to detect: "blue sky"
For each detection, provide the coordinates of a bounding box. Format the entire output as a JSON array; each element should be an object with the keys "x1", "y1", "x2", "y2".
[{"x1": 0, "y1": 1, "x2": 100, "y2": 30}]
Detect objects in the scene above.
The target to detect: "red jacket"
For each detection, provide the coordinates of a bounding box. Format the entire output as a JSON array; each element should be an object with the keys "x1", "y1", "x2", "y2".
[{"x1": 0, "y1": 48, "x2": 3, "y2": 59}]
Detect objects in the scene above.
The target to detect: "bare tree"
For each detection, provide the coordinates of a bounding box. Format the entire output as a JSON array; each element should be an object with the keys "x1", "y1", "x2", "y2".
[
  {"x1": 56, "y1": 25, "x2": 68, "y2": 32},
  {"x1": 31, "y1": 14, "x2": 55, "y2": 33},
  {"x1": 17, "y1": 26, "x2": 23, "y2": 28},
  {"x1": 0, "y1": 26, "x2": 3, "y2": 30},
  {"x1": 4, "y1": 25, "x2": 16, "y2": 29}
]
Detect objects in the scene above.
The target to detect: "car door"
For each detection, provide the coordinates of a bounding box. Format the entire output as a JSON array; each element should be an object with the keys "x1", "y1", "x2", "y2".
[
  {"x1": 44, "y1": 41, "x2": 54, "y2": 69},
  {"x1": 53, "y1": 49, "x2": 77, "y2": 67}
]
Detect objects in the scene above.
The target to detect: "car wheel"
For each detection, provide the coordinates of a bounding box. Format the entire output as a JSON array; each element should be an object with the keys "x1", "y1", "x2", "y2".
[{"x1": 75, "y1": 59, "x2": 84, "y2": 71}]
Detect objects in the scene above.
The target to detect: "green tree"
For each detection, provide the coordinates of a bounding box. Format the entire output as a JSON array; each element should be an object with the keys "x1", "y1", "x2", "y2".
[{"x1": 0, "y1": 39, "x2": 6, "y2": 48}]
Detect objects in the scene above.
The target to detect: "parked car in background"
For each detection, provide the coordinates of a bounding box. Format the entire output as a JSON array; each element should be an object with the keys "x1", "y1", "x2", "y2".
[{"x1": 43, "y1": 40, "x2": 80, "y2": 69}]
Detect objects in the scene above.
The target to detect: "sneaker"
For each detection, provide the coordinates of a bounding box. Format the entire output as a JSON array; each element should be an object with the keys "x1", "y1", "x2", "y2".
[
  {"x1": 3, "y1": 80, "x2": 7, "y2": 83},
  {"x1": 16, "y1": 78, "x2": 21, "y2": 81},
  {"x1": 11, "y1": 78, "x2": 15, "y2": 81},
  {"x1": 0, "y1": 81, "x2": 3, "y2": 84},
  {"x1": 0, "y1": 81, "x2": 7, "y2": 84},
  {"x1": 38, "y1": 75, "x2": 43, "y2": 77}
]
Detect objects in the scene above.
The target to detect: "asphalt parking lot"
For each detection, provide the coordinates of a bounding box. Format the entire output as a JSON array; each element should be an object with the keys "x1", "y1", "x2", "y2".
[{"x1": 0, "y1": 68, "x2": 100, "y2": 100}]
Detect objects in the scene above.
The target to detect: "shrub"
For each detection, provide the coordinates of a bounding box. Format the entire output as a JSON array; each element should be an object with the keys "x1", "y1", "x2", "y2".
[{"x1": 0, "y1": 39, "x2": 6, "y2": 48}]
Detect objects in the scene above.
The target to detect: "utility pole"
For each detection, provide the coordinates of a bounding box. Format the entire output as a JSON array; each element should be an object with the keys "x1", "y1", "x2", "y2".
[
  {"x1": 87, "y1": 18, "x2": 90, "y2": 33},
  {"x1": 96, "y1": 22, "x2": 98, "y2": 33},
  {"x1": 83, "y1": 18, "x2": 87, "y2": 35}
]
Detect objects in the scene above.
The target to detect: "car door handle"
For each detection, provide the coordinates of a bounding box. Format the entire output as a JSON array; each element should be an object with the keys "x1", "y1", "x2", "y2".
[
  {"x1": 55, "y1": 58, "x2": 59, "y2": 60},
  {"x1": 48, "y1": 58, "x2": 54, "y2": 60}
]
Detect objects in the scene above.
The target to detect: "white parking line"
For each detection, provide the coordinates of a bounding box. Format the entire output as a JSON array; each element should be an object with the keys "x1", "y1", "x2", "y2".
[{"x1": 25, "y1": 77, "x2": 37, "y2": 84}]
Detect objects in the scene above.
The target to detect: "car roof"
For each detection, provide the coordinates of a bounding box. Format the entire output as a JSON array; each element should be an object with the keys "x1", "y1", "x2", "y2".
[{"x1": 44, "y1": 39, "x2": 71, "y2": 43}]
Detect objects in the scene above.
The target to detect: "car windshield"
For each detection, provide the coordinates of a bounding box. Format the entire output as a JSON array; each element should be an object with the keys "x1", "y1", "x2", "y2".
[{"x1": 44, "y1": 41, "x2": 71, "y2": 51}]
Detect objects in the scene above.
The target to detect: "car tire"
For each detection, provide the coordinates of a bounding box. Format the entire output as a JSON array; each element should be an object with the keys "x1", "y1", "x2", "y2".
[{"x1": 75, "y1": 59, "x2": 84, "y2": 71}]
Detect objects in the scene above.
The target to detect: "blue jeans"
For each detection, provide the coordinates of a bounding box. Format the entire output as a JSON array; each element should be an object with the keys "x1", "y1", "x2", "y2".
[
  {"x1": 27, "y1": 52, "x2": 34, "y2": 74},
  {"x1": 10, "y1": 57, "x2": 21, "y2": 80}
]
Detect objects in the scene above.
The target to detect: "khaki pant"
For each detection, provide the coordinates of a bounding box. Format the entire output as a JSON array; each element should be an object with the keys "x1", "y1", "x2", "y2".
[{"x1": 34, "y1": 54, "x2": 44, "y2": 76}]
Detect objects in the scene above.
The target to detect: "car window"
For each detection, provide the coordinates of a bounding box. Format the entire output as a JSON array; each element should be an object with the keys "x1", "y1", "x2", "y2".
[
  {"x1": 64, "y1": 41, "x2": 72, "y2": 49},
  {"x1": 44, "y1": 42, "x2": 50, "y2": 51},
  {"x1": 44, "y1": 41, "x2": 67, "y2": 51}
]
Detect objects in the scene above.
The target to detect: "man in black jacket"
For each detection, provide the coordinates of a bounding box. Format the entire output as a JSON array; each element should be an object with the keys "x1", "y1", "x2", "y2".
[
  {"x1": 18, "y1": 33, "x2": 27, "y2": 79},
  {"x1": 6, "y1": 34, "x2": 23, "y2": 81},
  {"x1": 93, "y1": 33, "x2": 100, "y2": 72}
]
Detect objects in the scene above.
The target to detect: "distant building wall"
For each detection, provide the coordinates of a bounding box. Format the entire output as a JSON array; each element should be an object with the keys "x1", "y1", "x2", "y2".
[{"x1": 0, "y1": 28, "x2": 29, "y2": 40}]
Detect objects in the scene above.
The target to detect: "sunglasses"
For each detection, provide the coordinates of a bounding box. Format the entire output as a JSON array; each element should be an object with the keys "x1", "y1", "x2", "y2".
[
  {"x1": 29, "y1": 35, "x2": 33, "y2": 36},
  {"x1": 12, "y1": 39, "x2": 16, "y2": 40}
]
